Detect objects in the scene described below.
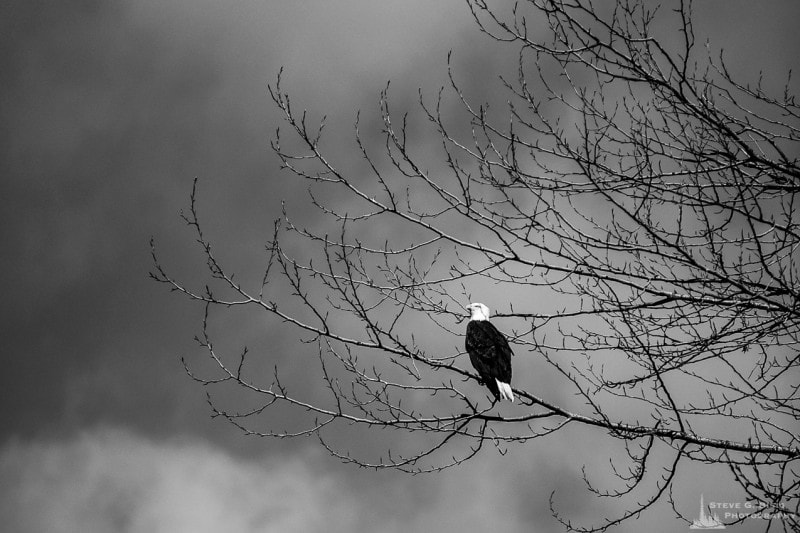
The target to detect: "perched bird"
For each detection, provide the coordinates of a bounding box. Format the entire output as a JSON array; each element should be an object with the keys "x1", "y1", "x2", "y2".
[{"x1": 465, "y1": 302, "x2": 514, "y2": 402}]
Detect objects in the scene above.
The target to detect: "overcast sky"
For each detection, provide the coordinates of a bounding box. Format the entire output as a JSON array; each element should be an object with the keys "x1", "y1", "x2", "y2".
[{"x1": 2, "y1": 1, "x2": 799, "y2": 532}]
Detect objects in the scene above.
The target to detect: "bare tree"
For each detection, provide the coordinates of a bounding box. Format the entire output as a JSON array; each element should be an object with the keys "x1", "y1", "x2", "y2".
[{"x1": 152, "y1": 0, "x2": 800, "y2": 530}]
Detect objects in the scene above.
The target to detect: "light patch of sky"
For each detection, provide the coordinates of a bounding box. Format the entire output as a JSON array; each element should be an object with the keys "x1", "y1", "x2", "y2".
[
  {"x1": 0, "y1": 427, "x2": 360, "y2": 533},
  {"x1": 0, "y1": 426, "x2": 551, "y2": 533},
  {"x1": 126, "y1": 0, "x2": 473, "y2": 103}
]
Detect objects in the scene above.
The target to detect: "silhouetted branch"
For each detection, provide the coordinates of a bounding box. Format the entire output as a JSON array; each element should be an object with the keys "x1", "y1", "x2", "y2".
[{"x1": 154, "y1": 0, "x2": 800, "y2": 530}]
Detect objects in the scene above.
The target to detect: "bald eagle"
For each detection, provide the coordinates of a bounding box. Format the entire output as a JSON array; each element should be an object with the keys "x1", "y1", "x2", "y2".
[{"x1": 465, "y1": 303, "x2": 514, "y2": 402}]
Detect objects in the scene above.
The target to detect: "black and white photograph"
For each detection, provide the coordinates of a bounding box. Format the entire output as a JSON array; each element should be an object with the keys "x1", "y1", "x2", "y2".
[{"x1": 2, "y1": 1, "x2": 799, "y2": 531}]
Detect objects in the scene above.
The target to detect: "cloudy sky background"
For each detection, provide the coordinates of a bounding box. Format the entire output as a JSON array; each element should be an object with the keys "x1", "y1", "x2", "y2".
[{"x1": 2, "y1": 1, "x2": 799, "y2": 531}]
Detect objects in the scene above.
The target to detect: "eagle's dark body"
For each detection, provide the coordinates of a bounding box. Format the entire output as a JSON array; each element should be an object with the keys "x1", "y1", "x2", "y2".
[{"x1": 465, "y1": 317, "x2": 514, "y2": 401}]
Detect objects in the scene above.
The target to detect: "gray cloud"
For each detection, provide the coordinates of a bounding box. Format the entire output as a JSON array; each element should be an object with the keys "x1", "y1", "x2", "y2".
[
  {"x1": 0, "y1": 427, "x2": 362, "y2": 533},
  {"x1": 0, "y1": 427, "x2": 574, "y2": 533}
]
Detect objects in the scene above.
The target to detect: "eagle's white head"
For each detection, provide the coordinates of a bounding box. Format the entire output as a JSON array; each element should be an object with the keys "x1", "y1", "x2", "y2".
[{"x1": 466, "y1": 302, "x2": 490, "y2": 321}]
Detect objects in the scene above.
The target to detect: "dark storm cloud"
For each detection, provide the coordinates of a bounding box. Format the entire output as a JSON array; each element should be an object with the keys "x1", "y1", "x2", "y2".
[{"x1": 0, "y1": 0, "x2": 256, "y2": 439}]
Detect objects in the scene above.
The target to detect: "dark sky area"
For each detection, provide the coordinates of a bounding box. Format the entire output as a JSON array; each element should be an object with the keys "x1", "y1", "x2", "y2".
[{"x1": 1, "y1": 1, "x2": 799, "y2": 532}]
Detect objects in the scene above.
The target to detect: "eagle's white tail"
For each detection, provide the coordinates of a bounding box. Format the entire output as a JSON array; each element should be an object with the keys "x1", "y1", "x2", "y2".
[{"x1": 496, "y1": 379, "x2": 514, "y2": 402}]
